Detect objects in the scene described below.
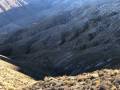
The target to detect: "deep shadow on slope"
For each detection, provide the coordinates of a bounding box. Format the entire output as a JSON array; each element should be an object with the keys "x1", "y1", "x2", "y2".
[
  {"x1": 1, "y1": 13, "x2": 120, "y2": 80},
  {"x1": 1, "y1": 0, "x2": 120, "y2": 80}
]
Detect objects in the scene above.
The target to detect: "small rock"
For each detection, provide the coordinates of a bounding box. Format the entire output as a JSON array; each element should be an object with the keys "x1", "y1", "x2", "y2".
[
  {"x1": 89, "y1": 73, "x2": 99, "y2": 79},
  {"x1": 98, "y1": 85, "x2": 107, "y2": 90},
  {"x1": 111, "y1": 85, "x2": 117, "y2": 90},
  {"x1": 114, "y1": 79, "x2": 120, "y2": 85}
]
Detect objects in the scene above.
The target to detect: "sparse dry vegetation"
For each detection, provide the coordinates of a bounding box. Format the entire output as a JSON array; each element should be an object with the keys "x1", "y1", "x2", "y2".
[{"x1": 0, "y1": 59, "x2": 36, "y2": 90}]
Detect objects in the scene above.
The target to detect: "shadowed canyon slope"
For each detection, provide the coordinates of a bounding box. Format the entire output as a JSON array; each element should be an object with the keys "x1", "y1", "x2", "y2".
[{"x1": 1, "y1": 0, "x2": 120, "y2": 80}]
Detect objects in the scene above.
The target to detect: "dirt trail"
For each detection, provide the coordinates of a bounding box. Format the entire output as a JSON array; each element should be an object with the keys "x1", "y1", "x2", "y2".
[{"x1": 0, "y1": 59, "x2": 36, "y2": 90}]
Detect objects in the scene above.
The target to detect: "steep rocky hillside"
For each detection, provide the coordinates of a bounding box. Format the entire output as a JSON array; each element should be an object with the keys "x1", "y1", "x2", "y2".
[
  {"x1": 1, "y1": 0, "x2": 120, "y2": 90},
  {"x1": 0, "y1": 0, "x2": 53, "y2": 31},
  {"x1": 1, "y1": 0, "x2": 120, "y2": 79},
  {"x1": 0, "y1": 0, "x2": 79, "y2": 30}
]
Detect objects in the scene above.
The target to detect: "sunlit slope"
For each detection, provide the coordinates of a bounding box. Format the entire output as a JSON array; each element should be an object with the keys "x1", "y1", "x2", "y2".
[
  {"x1": 0, "y1": 0, "x2": 27, "y2": 13},
  {"x1": 0, "y1": 59, "x2": 36, "y2": 90}
]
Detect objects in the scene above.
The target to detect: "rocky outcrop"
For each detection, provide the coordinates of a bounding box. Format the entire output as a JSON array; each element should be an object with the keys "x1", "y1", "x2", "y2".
[{"x1": 24, "y1": 69, "x2": 120, "y2": 90}]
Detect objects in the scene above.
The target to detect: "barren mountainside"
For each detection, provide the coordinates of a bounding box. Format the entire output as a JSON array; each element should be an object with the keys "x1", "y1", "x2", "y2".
[
  {"x1": 1, "y1": 0, "x2": 120, "y2": 79},
  {"x1": 0, "y1": 0, "x2": 120, "y2": 90}
]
